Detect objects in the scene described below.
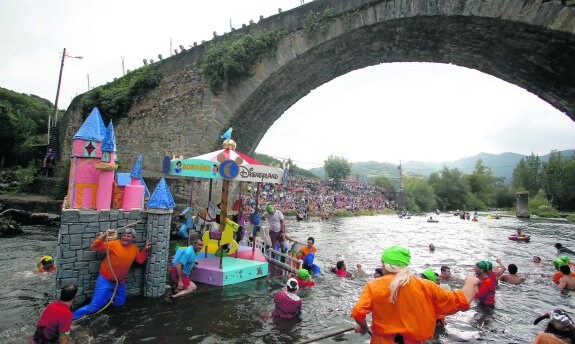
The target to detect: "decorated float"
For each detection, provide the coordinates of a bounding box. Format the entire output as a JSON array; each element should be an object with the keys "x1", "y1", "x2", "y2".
[{"x1": 167, "y1": 130, "x2": 298, "y2": 286}]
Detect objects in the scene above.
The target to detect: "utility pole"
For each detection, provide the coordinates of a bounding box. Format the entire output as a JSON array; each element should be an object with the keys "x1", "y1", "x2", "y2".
[
  {"x1": 87, "y1": 74, "x2": 90, "y2": 90},
  {"x1": 50, "y1": 48, "x2": 82, "y2": 143},
  {"x1": 170, "y1": 38, "x2": 173, "y2": 56},
  {"x1": 230, "y1": 18, "x2": 233, "y2": 30},
  {"x1": 121, "y1": 56, "x2": 125, "y2": 75}
]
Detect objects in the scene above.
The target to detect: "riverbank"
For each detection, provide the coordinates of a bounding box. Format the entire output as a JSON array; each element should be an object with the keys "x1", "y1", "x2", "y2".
[
  {"x1": 282, "y1": 208, "x2": 396, "y2": 218},
  {"x1": 0, "y1": 194, "x2": 62, "y2": 214}
]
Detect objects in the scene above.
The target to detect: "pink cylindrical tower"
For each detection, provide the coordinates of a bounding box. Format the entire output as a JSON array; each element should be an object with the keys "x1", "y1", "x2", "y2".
[
  {"x1": 122, "y1": 153, "x2": 145, "y2": 210},
  {"x1": 122, "y1": 178, "x2": 145, "y2": 210}
]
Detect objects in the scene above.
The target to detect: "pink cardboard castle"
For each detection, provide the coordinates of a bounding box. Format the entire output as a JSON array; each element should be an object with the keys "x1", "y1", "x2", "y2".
[{"x1": 66, "y1": 107, "x2": 145, "y2": 211}]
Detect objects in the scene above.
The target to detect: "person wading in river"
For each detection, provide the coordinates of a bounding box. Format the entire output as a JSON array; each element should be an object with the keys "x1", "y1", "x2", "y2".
[
  {"x1": 351, "y1": 245, "x2": 479, "y2": 343},
  {"x1": 72, "y1": 228, "x2": 151, "y2": 319},
  {"x1": 32, "y1": 284, "x2": 77, "y2": 344}
]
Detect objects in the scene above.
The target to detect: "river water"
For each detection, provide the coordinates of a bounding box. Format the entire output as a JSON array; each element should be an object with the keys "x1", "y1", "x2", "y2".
[{"x1": 1, "y1": 214, "x2": 574, "y2": 343}]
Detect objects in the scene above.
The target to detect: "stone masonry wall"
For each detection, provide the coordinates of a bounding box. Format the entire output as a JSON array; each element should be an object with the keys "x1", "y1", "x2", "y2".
[{"x1": 56, "y1": 209, "x2": 172, "y2": 304}]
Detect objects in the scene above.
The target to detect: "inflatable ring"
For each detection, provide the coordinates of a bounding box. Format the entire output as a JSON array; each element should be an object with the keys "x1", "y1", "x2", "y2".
[{"x1": 508, "y1": 234, "x2": 531, "y2": 242}]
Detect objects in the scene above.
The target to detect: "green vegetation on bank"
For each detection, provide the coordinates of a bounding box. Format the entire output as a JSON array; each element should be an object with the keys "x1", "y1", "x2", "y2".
[
  {"x1": 253, "y1": 153, "x2": 317, "y2": 179},
  {"x1": 203, "y1": 29, "x2": 284, "y2": 93},
  {"x1": 81, "y1": 65, "x2": 162, "y2": 123},
  {"x1": 0, "y1": 88, "x2": 56, "y2": 167}
]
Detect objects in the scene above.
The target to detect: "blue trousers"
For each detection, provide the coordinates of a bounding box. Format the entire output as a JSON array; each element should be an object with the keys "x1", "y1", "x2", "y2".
[{"x1": 73, "y1": 274, "x2": 126, "y2": 320}]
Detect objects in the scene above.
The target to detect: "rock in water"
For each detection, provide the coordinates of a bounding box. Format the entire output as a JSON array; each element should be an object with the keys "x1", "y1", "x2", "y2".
[{"x1": 0, "y1": 217, "x2": 22, "y2": 236}]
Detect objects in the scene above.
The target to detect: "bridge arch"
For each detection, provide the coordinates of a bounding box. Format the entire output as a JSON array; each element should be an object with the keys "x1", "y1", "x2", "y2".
[{"x1": 62, "y1": 0, "x2": 575, "y2": 172}]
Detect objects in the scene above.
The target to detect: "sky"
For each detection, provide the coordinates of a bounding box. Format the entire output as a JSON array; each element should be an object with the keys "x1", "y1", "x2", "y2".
[{"x1": 1, "y1": 0, "x2": 574, "y2": 169}]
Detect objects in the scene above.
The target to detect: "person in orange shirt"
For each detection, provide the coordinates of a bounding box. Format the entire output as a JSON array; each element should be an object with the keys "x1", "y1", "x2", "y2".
[
  {"x1": 551, "y1": 259, "x2": 575, "y2": 284},
  {"x1": 73, "y1": 227, "x2": 151, "y2": 320},
  {"x1": 299, "y1": 237, "x2": 317, "y2": 259},
  {"x1": 533, "y1": 309, "x2": 575, "y2": 344},
  {"x1": 351, "y1": 245, "x2": 479, "y2": 343}
]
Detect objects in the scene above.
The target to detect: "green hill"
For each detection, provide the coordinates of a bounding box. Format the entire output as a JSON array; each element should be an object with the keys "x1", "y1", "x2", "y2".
[{"x1": 308, "y1": 150, "x2": 575, "y2": 184}]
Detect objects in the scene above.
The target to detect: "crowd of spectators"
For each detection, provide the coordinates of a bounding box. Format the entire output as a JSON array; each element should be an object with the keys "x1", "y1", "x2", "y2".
[{"x1": 239, "y1": 176, "x2": 396, "y2": 215}]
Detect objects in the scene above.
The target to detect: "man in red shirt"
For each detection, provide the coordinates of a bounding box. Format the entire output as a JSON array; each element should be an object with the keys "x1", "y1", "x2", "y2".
[
  {"x1": 32, "y1": 284, "x2": 77, "y2": 344},
  {"x1": 73, "y1": 227, "x2": 150, "y2": 319}
]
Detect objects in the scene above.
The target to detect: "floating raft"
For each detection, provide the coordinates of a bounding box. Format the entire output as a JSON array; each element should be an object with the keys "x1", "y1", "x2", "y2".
[{"x1": 190, "y1": 245, "x2": 268, "y2": 286}]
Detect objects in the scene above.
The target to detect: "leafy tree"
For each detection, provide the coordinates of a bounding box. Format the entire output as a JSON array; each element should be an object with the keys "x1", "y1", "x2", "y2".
[
  {"x1": 465, "y1": 159, "x2": 497, "y2": 209},
  {"x1": 429, "y1": 167, "x2": 471, "y2": 210},
  {"x1": 512, "y1": 153, "x2": 541, "y2": 195},
  {"x1": 404, "y1": 176, "x2": 437, "y2": 212},
  {"x1": 562, "y1": 154, "x2": 575, "y2": 210},
  {"x1": 324, "y1": 155, "x2": 352, "y2": 185},
  {"x1": 373, "y1": 175, "x2": 396, "y2": 200},
  {"x1": 540, "y1": 151, "x2": 565, "y2": 207}
]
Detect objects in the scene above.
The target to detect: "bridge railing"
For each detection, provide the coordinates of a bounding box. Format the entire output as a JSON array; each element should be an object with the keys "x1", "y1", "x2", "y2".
[{"x1": 253, "y1": 237, "x2": 302, "y2": 274}]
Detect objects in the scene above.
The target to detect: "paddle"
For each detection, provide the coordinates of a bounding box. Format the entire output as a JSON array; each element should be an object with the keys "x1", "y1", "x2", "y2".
[{"x1": 297, "y1": 326, "x2": 372, "y2": 344}]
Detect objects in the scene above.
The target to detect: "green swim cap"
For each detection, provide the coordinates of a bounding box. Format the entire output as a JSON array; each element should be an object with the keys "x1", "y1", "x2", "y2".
[
  {"x1": 560, "y1": 255, "x2": 570, "y2": 264},
  {"x1": 476, "y1": 261, "x2": 491, "y2": 272},
  {"x1": 298, "y1": 268, "x2": 311, "y2": 281},
  {"x1": 422, "y1": 269, "x2": 437, "y2": 283},
  {"x1": 381, "y1": 246, "x2": 411, "y2": 266},
  {"x1": 554, "y1": 259, "x2": 565, "y2": 269},
  {"x1": 266, "y1": 204, "x2": 274, "y2": 213}
]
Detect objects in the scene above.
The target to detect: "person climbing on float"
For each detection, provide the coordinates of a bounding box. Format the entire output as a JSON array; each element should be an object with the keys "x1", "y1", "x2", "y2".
[
  {"x1": 72, "y1": 227, "x2": 151, "y2": 320},
  {"x1": 37, "y1": 256, "x2": 56, "y2": 273},
  {"x1": 294, "y1": 268, "x2": 315, "y2": 288},
  {"x1": 351, "y1": 246, "x2": 479, "y2": 343},
  {"x1": 299, "y1": 237, "x2": 320, "y2": 274}
]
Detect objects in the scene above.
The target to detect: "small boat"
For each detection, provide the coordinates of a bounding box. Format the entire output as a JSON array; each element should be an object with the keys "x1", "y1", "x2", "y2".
[
  {"x1": 508, "y1": 234, "x2": 531, "y2": 242},
  {"x1": 296, "y1": 213, "x2": 307, "y2": 221},
  {"x1": 427, "y1": 219, "x2": 438, "y2": 223}
]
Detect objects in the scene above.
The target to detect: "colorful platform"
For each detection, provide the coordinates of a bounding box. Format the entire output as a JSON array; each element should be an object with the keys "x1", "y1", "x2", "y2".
[{"x1": 191, "y1": 256, "x2": 268, "y2": 286}]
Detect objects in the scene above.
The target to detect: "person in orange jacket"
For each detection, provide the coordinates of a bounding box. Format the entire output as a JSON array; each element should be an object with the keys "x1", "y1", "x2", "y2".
[{"x1": 351, "y1": 245, "x2": 479, "y2": 343}]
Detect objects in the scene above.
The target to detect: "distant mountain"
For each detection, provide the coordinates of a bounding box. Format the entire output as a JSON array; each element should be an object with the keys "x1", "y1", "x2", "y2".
[{"x1": 308, "y1": 150, "x2": 575, "y2": 184}]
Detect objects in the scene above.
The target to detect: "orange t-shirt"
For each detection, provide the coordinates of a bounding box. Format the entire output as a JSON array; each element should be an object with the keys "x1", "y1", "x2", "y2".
[
  {"x1": 533, "y1": 333, "x2": 570, "y2": 344},
  {"x1": 92, "y1": 238, "x2": 148, "y2": 283},
  {"x1": 552, "y1": 271, "x2": 575, "y2": 284},
  {"x1": 299, "y1": 246, "x2": 316, "y2": 257},
  {"x1": 351, "y1": 274, "x2": 469, "y2": 343}
]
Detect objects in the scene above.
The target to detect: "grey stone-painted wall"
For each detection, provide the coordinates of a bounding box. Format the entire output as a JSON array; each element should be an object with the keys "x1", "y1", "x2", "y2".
[{"x1": 56, "y1": 209, "x2": 172, "y2": 304}]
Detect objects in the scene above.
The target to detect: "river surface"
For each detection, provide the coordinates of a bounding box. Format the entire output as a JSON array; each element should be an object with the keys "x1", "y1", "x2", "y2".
[{"x1": 1, "y1": 214, "x2": 574, "y2": 343}]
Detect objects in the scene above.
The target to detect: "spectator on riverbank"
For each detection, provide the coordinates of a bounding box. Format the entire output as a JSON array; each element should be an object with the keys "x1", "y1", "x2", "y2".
[{"x1": 32, "y1": 284, "x2": 77, "y2": 344}]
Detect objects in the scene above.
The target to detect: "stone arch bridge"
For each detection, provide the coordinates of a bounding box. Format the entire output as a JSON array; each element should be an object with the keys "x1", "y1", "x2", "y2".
[{"x1": 61, "y1": 0, "x2": 575, "y2": 190}]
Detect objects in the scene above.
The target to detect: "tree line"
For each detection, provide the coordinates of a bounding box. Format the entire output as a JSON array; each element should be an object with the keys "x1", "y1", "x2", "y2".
[{"x1": 324, "y1": 153, "x2": 575, "y2": 216}]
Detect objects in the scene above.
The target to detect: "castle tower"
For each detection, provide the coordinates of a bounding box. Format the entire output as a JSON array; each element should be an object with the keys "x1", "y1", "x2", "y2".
[
  {"x1": 145, "y1": 178, "x2": 175, "y2": 297},
  {"x1": 122, "y1": 154, "x2": 145, "y2": 210},
  {"x1": 67, "y1": 107, "x2": 107, "y2": 209},
  {"x1": 95, "y1": 121, "x2": 117, "y2": 211}
]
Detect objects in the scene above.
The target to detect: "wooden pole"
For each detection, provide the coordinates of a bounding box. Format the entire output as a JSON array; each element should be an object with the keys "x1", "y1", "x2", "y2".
[{"x1": 297, "y1": 327, "x2": 356, "y2": 344}]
